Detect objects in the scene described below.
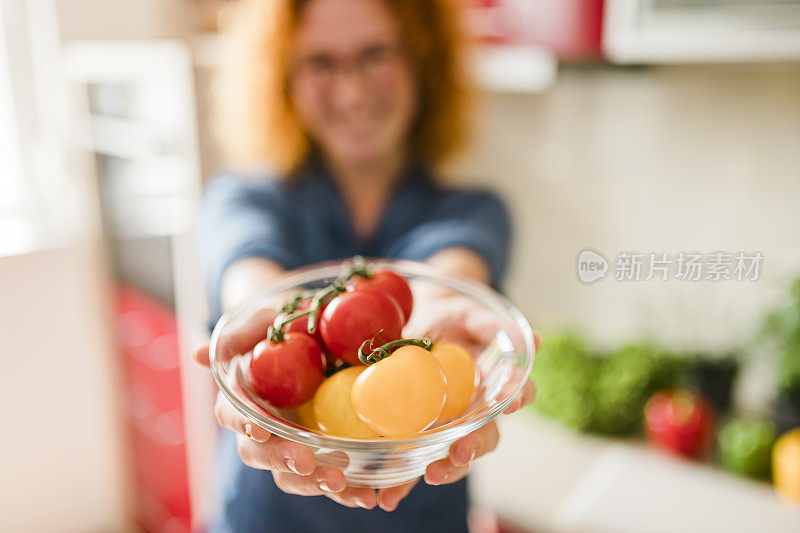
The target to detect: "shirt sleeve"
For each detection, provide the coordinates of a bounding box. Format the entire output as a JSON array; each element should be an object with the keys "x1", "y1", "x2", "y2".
[
  {"x1": 196, "y1": 173, "x2": 303, "y2": 318},
  {"x1": 387, "y1": 190, "x2": 512, "y2": 289}
]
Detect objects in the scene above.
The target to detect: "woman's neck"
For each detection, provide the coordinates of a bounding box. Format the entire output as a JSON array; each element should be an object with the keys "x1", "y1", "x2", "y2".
[
  {"x1": 326, "y1": 147, "x2": 406, "y2": 189},
  {"x1": 325, "y1": 149, "x2": 408, "y2": 242}
]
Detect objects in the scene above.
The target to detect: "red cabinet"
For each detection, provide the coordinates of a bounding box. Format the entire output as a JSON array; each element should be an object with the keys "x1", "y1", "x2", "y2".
[
  {"x1": 115, "y1": 285, "x2": 191, "y2": 533},
  {"x1": 465, "y1": 0, "x2": 604, "y2": 60}
]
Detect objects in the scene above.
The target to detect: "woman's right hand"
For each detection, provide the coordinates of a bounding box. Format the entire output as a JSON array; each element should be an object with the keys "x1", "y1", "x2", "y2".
[{"x1": 192, "y1": 307, "x2": 379, "y2": 509}]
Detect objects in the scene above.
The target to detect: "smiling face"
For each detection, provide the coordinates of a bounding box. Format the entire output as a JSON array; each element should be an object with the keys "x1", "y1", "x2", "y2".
[{"x1": 288, "y1": 0, "x2": 418, "y2": 170}]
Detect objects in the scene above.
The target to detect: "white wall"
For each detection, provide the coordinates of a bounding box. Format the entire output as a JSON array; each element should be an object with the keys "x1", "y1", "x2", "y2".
[
  {"x1": 0, "y1": 246, "x2": 126, "y2": 532},
  {"x1": 459, "y1": 63, "x2": 800, "y2": 356}
]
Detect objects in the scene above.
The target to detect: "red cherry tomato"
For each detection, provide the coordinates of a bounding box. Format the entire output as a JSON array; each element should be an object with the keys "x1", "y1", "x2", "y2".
[
  {"x1": 249, "y1": 333, "x2": 325, "y2": 408},
  {"x1": 284, "y1": 300, "x2": 327, "y2": 347},
  {"x1": 320, "y1": 289, "x2": 404, "y2": 365},
  {"x1": 353, "y1": 270, "x2": 413, "y2": 323},
  {"x1": 645, "y1": 389, "x2": 715, "y2": 458}
]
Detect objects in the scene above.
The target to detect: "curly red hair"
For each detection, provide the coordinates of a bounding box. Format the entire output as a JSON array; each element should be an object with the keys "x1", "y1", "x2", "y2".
[{"x1": 212, "y1": 0, "x2": 475, "y2": 174}]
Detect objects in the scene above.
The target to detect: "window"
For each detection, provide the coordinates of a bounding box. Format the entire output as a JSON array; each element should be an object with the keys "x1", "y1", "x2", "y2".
[{"x1": 0, "y1": 0, "x2": 70, "y2": 256}]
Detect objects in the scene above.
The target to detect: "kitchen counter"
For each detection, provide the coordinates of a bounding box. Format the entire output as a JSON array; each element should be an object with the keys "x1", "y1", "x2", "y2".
[{"x1": 470, "y1": 413, "x2": 800, "y2": 533}]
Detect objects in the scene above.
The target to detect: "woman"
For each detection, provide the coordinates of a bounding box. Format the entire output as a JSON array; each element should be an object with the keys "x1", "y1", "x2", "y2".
[{"x1": 193, "y1": 0, "x2": 537, "y2": 531}]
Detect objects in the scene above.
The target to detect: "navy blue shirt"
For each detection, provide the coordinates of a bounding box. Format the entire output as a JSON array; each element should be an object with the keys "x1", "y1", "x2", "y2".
[{"x1": 197, "y1": 159, "x2": 512, "y2": 532}]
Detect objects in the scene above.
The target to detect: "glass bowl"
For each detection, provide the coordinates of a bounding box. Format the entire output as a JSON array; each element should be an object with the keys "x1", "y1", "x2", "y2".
[{"x1": 209, "y1": 258, "x2": 535, "y2": 488}]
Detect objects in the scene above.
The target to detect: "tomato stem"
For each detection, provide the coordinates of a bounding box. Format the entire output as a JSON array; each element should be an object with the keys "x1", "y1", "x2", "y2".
[
  {"x1": 267, "y1": 324, "x2": 283, "y2": 343},
  {"x1": 267, "y1": 309, "x2": 313, "y2": 343},
  {"x1": 305, "y1": 280, "x2": 346, "y2": 334},
  {"x1": 268, "y1": 256, "x2": 376, "y2": 341},
  {"x1": 278, "y1": 290, "x2": 317, "y2": 315},
  {"x1": 358, "y1": 336, "x2": 432, "y2": 365},
  {"x1": 345, "y1": 255, "x2": 373, "y2": 280}
]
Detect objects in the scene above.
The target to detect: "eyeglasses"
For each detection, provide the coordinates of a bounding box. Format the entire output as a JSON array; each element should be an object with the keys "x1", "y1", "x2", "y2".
[{"x1": 290, "y1": 42, "x2": 407, "y2": 88}]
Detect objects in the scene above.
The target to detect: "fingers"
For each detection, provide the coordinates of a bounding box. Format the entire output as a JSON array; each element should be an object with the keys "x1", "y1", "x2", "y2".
[
  {"x1": 461, "y1": 300, "x2": 526, "y2": 350},
  {"x1": 193, "y1": 343, "x2": 210, "y2": 367},
  {"x1": 424, "y1": 421, "x2": 500, "y2": 487},
  {"x1": 501, "y1": 326, "x2": 540, "y2": 414},
  {"x1": 274, "y1": 470, "x2": 402, "y2": 511},
  {"x1": 214, "y1": 394, "x2": 271, "y2": 442},
  {"x1": 378, "y1": 479, "x2": 419, "y2": 511},
  {"x1": 235, "y1": 434, "x2": 316, "y2": 475},
  {"x1": 325, "y1": 485, "x2": 379, "y2": 510},
  {"x1": 520, "y1": 379, "x2": 536, "y2": 408},
  {"x1": 218, "y1": 306, "x2": 278, "y2": 360},
  {"x1": 273, "y1": 467, "x2": 381, "y2": 510},
  {"x1": 424, "y1": 457, "x2": 470, "y2": 486},
  {"x1": 272, "y1": 466, "x2": 347, "y2": 496},
  {"x1": 194, "y1": 307, "x2": 279, "y2": 369},
  {"x1": 503, "y1": 379, "x2": 536, "y2": 414},
  {"x1": 275, "y1": 467, "x2": 414, "y2": 511},
  {"x1": 450, "y1": 420, "x2": 499, "y2": 466}
]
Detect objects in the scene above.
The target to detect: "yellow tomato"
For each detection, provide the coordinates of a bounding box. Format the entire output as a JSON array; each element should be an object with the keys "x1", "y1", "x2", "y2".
[
  {"x1": 351, "y1": 345, "x2": 446, "y2": 437},
  {"x1": 431, "y1": 342, "x2": 476, "y2": 423},
  {"x1": 312, "y1": 366, "x2": 379, "y2": 439},
  {"x1": 773, "y1": 428, "x2": 800, "y2": 502},
  {"x1": 296, "y1": 398, "x2": 318, "y2": 430}
]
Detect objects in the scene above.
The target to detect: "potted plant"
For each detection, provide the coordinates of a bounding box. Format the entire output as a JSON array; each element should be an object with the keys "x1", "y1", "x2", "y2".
[{"x1": 762, "y1": 278, "x2": 800, "y2": 433}]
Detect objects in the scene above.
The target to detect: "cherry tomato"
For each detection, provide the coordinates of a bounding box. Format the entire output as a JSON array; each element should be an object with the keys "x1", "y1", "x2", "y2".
[
  {"x1": 431, "y1": 342, "x2": 477, "y2": 423},
  {"x1": 351, "y1": 345, "x2": 446, "y2": 437},
  {"x1": 296, "y1": 398, "x2": 319, "y2": 431},
  {"x1": 353, "y1": 270, "x2": 413, "y2": 323},
  {"x1": 320, "y1": 289, "x2": 404, "y2": 365},
  {"x1": 644, "y1": 389, "x2": 714, "y2": 458},
  {"x1": 313, "y1": 366, "x2": 379, "y2": 439},
  {"x1": 249, "y1": 333, "x2": 325, "y2": 408},
  {"x1": 283, "y1": 300, "x2": 327, "y2": 347}
]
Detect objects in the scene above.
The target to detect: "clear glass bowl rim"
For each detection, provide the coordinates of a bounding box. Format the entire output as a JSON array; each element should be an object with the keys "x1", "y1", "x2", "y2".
[{"x1": 209, "y1": 258, "x2": 535, "y2": 452}]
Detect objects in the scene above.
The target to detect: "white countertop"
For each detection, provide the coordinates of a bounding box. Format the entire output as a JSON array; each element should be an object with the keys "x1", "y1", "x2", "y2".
[{"x1": 470, "y1": 413, "x2": 800, "y2": 533}]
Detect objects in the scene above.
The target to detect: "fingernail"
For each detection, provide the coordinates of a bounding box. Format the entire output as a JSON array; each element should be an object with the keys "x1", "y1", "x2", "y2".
[
  {"x1": 356, "y1": 498, "x2": 372, "y2": 509},
  {"x1": 319, "y1": 480, "x2": 330, "y2": 492},
  {"x1": 284, "y1": 456, "x2": 301, "y2": 475},
  {"x1": 245, "y1": 423, "x2": 268, "y2": 442},
  {"x1": 425, "y1": 469, "x2": 439, "y2": 485},
  {"x1": 381, "y1": 497, "x2": 397, "y2": 512},
  {"x1": 427, "y1": 468, "x2": 447, "y2": 485}
]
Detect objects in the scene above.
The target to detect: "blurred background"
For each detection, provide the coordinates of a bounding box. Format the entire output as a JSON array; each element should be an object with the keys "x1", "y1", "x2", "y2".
[{"x1": 1, "y1": 0, "x2": 799, "y2": 531}]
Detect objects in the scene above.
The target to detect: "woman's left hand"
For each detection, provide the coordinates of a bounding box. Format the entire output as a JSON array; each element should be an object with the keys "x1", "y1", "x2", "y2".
[{"x1": 376, "y1": 294, "x2": 540, "y2": 511}]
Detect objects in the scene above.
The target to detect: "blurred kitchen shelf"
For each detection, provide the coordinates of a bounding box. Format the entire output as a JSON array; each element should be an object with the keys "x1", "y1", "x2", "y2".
[
  {"x1": 192, "y1": 33, "x2": 557, "y2": 94},
  {"x1": 84, "y1": 116, "x2": 178, "y2": 159},
  {"x1": 101, "y1": 195, "x2": 195, "y2": 240},
  {"x1": 65, "y1": 41, "x2": 201, "y2": 241},
  {"x1": 604, "y1": 0, "x2": 800, "y2": 63},
  {"x1": 471, "y1": 414, "x2": 800, "y2": 533}
]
